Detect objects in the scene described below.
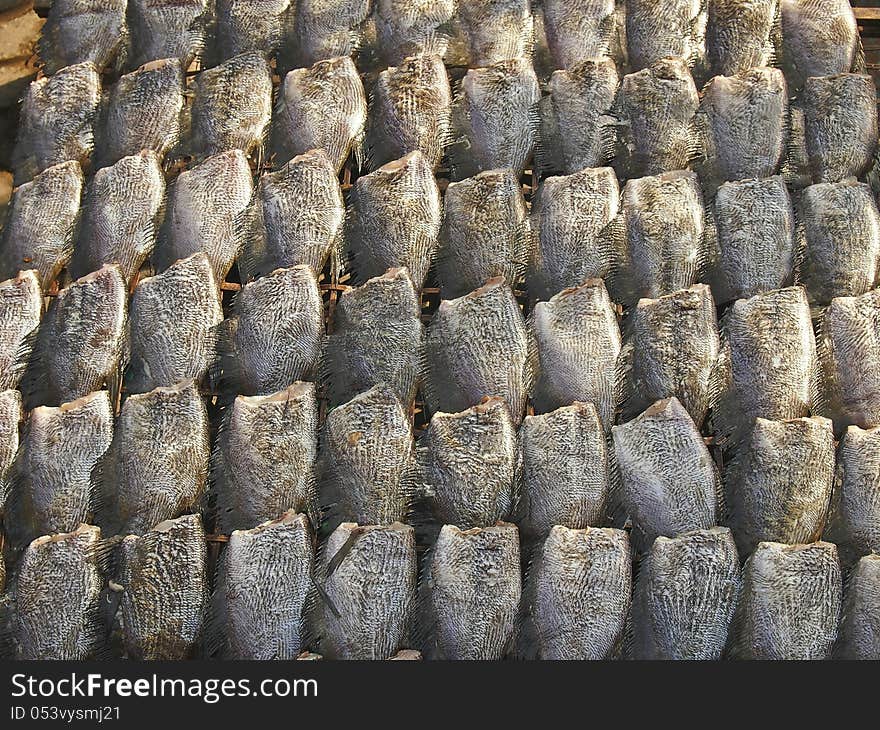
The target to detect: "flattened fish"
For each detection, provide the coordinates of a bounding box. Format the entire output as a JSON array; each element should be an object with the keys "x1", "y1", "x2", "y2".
[
  {"x1": 715, "y1": 286, "x2": 817, "y2": 443},
  {"x1": 190, "y1": 52, "x2": 273, "y2": 159},
  {"x1": 214, "y1": 0, "x2": 294, "y2": 61},
  {"x1": 799, "y1": 180, "x2": 880, "y2": 307},
  {"x1": 528, "y1": 526, "x2": 630, "y2": 660},
  {"x1": 14, "y1": 525, "x2": 106, "y2": 660},
  {"x1": 222, "y1": 265, "x2": 323, "y2": 395},
  {"x1": 458, "y1": 0, "x2": 533, "y2": 67},
  {"x1": 455, "y1": 58, "x2": 540, "y2": 177},
  {"x1": 694, "y1": 67, "x2": 788, "y2": 193},
  {"x1": 834, "y1": 554, "x2": 880, "y2": 660},
  {"x1": 12, "y1": 62, "x2": 100, "y2": 186},
  {"x1": 320, "y1": 522, "x2": 417, "y2": 660},
  {"x1": 156, "y1": 149, "x2": 254, "y2": 283},
  {"x1": 97, "y1": 58, "x2": 184, "y2": 169},
  {"x1": 215, "y1": 384, "x2": 318, "y2": 533},
  {"x1": 109, "y1": 381, "x2": 210, "y2": 535},
  {"x1": 729, "y1": 540, "x2": 841, "y2": 660},
  {"x1": 619, "y1": 170, "x2": 707, "y2": 303},
  {"x1": 538, "y1": 58, "x2": 618, "y2": 175},
  {"x1": 127, "y1": 0, "x2": 211, "y2": 70},
  {"x1": 626, "y1": 0, "x2": 707, "y2": 71},
  {"x1": 221, "y1": 511, "x2": 314, "y2": 660},
  {"x1": 373, "y1": 0, "x2": 454, "y2": 64},
  {"x1": 71, "y1": 150, "x2": 165, "y2": 285},
  {"x1": 33, "y1": 265, "x2": 126, "y2": 407},
  {"x1": 323, "y1": 267, "x2": 423, "y2": 408},
  {"x1": 10, "y1": 391, "x2": 113, "y2": 545},
  {"x1": 520, "y1": 402, "x2": 610, "y2": 537},
  {"x1": 540, "y1": 0, "x2": 616, "y2": 69},
  {"x1": 320, "y1": 384, "x2": 415, "y2": 526},
  {"x1": 272, "y1": 57, "x2": 367, "y2": 172},
  {"x1": 0, "y1": 390, "x2": 21, "y2": 516},
  {"x1": 127, "y1": 253, "x2": 222, "y2": 394},
  {"x1": 427, "y1": 523, "x2": 521, "y2": 660},
  {"x1": 421, "y1": 397, "x2": 517, "y2": 530},
  {"x1": 0, "y1": 271, "x2": 41, "y2": 392},
  {"x1": 706, "y1": 0, "x2": 780, "y2": 76},
  {"x1": 802, "y1": 73, "x2": 878, "y2": 184},
  {"x1": 725, "y1": 416, "x2": 835, "y2": 557},
  {"x1": 436, "y1": 169, "x2": 529, "y2": 299},
  {"x1": 615, "y1": 57, "x2": 700, "y2": 179},
  {"x1": 424, "y1": 279, "x2": 530, "y2": 424},
  {"x1": 287, "y1": 0, "x2": 371, "y2": 68},
  {"x1": 631, "y1": 527, "x2": 740, "y2": 660},
  {"x1": 624, "y1": 284, "x2": 721, "y2": 428},
  {"x1": 0, "y1": 160, "x2": 83, "y2": 290},
  {"x1": 528, "y1": 167, "x2": 619, "y2": 302},
  {"x1": 612, "y1": 397, "x2": 719, "y2": 549},
  {"x1": 346, "y1": 151, "x2": 441, "y2": 288},
  {"x1": 817, "y1": 288, "x2": 880, "y2": 432},
  {"x1": 365, "y1": 54, "x2": 451, "y2": 171},
  {"x1": 40, "y1": 0, "x2": 128, "y2": 75},
  {"x1": 711, "y1": 176, "x2": 796, "y2": 304},
  {"x1": 529, "y1": 280, "x2": 621, "y2": 429},
  {"x1": 120, "y1": 513, "x2": 208, "y2": 660}
]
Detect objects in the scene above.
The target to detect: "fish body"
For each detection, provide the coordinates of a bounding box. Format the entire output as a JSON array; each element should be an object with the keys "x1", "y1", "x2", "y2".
[
  {"x1": 540, "y1": 0, "x2": 616, "y2": 69},
  {"x1": 458, "y1": 0, "x2": 533, "y2": 67},
  {"x1": 214, "y1": 0, "x2": 294, "y2": 61},
  {"x1": 0, "y1": 389, "x2": 21, "y2": 516},
  {"x1": 40, "y1": 0, "x2": 128, "y2": 75},
  {"x1": 373, "y1": 0, "x2": 455, "y2": 64},
  {"x1": 0, "y1": 271, "x2": 42, "y2": 391},
  {"x1": 835, "y1": 554, "x2": 880, "y2": 660},
  {"x1": 626, "y1": 0, "x2": 707, "y2": 71},
  {"x1": 287, "y1": 0, "x2": 372, "y2": 68},
  {"x1": 127, "y1": 0, "x2": 211, "y2": 70},
  {"x1": 706, "y1": 0, "x2": 779, "y2": 76}
]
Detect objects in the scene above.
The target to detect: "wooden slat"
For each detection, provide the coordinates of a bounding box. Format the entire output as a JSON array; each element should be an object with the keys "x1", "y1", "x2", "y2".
[{"x1": 856, "y1": 8, "x2": 880, "y2": 20}]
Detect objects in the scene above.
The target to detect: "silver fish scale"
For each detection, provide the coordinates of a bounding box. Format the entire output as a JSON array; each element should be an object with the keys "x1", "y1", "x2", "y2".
[
  {"x1": 528, "y1": 167, "x2": 619, "y2": 302},
  {"x1": 626, "y1": 284, "x2": 721, "y2": 428},
  {"x1": 366, "y1": 54, "x2": 452, "y2": 171},
  {"x1": 347, "y1": 151, "x2": 441, "y2": 288},
  {"x1": 0, "y1": 271, "x2": 42, "y2": 392},
  {"x1": 612, "y1": 397, "x2": 719, "y2": 548},
  {"x1": 121, "y1": 514, "x2": 208, "y2": 660},
  {"x1": 803, "y1": 73, "x2": 878, "y2": 184},
  {"x1": 190, "y1": 52, "x2": 273, "y2": 159},
  {"x1": 716, "y1": 286, "x2": 817, "y2": 442},
  {"x1": 729, "y1": 540, "x2": 841, "y2": 660},
  {"x1": 40, "y1": 0, "x2": 128, "y2": 75},
  {"x1": 725, "y1": 416, "x2": 835, "y2": 557},
  {"x1": 72, "y1": 151, "x2": 165, "y2": 285},
  {"x1": 0, "y1": 160, "x2": 83, "y2": 290},
  {"x1": 222, "y1": 511, "x2": 314, "y2": 660},
  {"x1": 800, "y1": 180, "x2": 880, "y2": 307},
  {"x1": 818, "y1": 288, "x2": 880, "y2": 432},
  {"x1": 215, "y1": 0, "x2": 294, "y2": 61},
  {"x1": 616, "y1": 58, "x2": 699, "y2": 179},
  {"x1": 458, "y1": 0, "x2": 533, "y2": 67},
  {"x1": 12, "y1": 62, "x2": 100, "y2": 186},
  {"x1": 620, "y1": 170, "x2": 707, "y2": 303},
  {"x1": 520, "y1": 403, "x2": 610, "y2": 537},
  {"x1": 428, "y1": 523, "x2": 521, "y2": 660},
  {"x1": 0, "y1": 389, "x2": 21, "y2": 515},
  {"x1": 706, "y1": 0, "x2": 780, "y2": 77},
  {"x1": 157, "y1": 149, "x2": 254, "y2": 283},
  {"x1": 631, "y1": 527, "x2": 740, "y2": 660},
  {"x1": 127, "y1": 0, "x2": 211, "y2": 70},
  {"x1": 98, "y1": 58, "x2": 185, "y2": 169},
  {"x1": 539, "y1": 58, "x2": 618, "y2": 175},
  {"x1": 324, "y1": 268, "x2": 423, "y2": 408},
  {"x1": 540, "y1": 0, "x2": 616, "y2": 69},
  {"x1": 626, "y1": 0, "x2": 707, "y2": 71},
  {"x1": 320, "y1": 384, "x2": 415, "y2": 526},
  {"x1": 13, "y1": 392, "x2": 112, "y2": 544},
  {"x1": 835, "y1": 554, "x2": 880, "y2": 660},
  {"x1": 215, "y1": 384, "x2": 318, "y2": 533},
  {"x1": 227, "y1": 265, "x2": 323, "y2": 395},
  {"x1": 14, "y1": 525, "x2": 105, "y2": 660},
  {"x1": 424, "y1": 280, "x2": 530, "y2": 424},
  {"x1": 272, "y1": 57, "x2": 367, "y2": 173},
  {"x1": 422, "y1": 397, "x2": 517, "y2": 529},
  {"x1": 530, "y1": 526, "x2": 631, "y2": 660},
  {"x1": 110, "y1": 381, "x2": 210, "y2": 536},
  {"x1": 253, "y1": 149, "x2": 344, "y2": 277},
  {"x1": 694, "y1": 67, "x2": 789, "y2": 193},
  {"x1": 37, "y1": 265, "x2": 126, "y2": 406},
  {"x1": 530, "y1": 280, "x2": 621, "y2": 429},
  {"x1": 127, "y1": 253, "x2": 222, "y2": 394},
  {"x1": 712, "y1": 176, "x2": 796, "y2": 304},
  {"x1": 437, "y1": 169, "x2": 529, "y2": 299},
  {"x1": 373, "y1": 0, "x2": 455, "y2": 65},
  {"x1": 320, "y1": 522, "x2": 417, "y2": 660},
  {"x1": 824, "y1": 425, "x2": 880, "y2": 567}
]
